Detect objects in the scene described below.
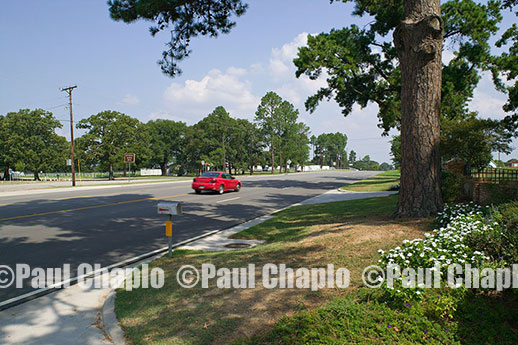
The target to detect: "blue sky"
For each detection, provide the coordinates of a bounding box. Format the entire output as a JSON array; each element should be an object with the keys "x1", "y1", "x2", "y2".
[{"x1": 1, "y1": 0, "x2": 516, "y2": 163}]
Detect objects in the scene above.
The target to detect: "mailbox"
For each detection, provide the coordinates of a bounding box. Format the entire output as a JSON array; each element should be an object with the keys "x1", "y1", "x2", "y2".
[{"x1": 157, "y1": 202, "x2": 182, "y2": 215}]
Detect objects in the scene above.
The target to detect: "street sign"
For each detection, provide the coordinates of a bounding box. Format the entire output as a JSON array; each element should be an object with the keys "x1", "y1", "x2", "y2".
[{"x1": 124, "y1": 153, "x2": 136, "y2": 163}]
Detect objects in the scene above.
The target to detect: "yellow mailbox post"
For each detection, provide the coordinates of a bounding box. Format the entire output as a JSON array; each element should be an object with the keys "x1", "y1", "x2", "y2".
[{"x1": 157, "y1": 202, "x2": 182, "y2": 257}]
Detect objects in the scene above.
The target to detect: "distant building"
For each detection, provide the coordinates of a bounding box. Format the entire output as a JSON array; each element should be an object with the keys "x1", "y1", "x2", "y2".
[{"x1": 506, "y1": 160, "x2": 518, "y2": 168}]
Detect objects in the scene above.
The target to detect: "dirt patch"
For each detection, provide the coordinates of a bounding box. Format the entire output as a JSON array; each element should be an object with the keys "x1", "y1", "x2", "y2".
[
  {"x1": 117, "y1": 215, "x2": 433, "y2": 345},
  {"x1": 200, "y1": 218, "x2": 430, "y2": 343}
]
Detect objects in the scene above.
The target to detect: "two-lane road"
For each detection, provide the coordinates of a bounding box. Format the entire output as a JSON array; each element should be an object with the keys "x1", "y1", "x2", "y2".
[{"x1": 0, "y1": 171, "x2": 377, "y2": 303}]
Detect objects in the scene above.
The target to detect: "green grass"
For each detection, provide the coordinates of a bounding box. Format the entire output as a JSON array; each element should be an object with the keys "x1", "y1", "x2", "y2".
[
  {"x1": 235, "y1": 288, "x2": 518, "y2": 345},
  {"x1": 115, "y1": 195, "x2": 419, "y2": 345},
  {"x1": 341, "y1": 170, "x2": 400, "y2": 192},
  {"x1": 230, "y1": 195, "x2": 399, "y2": 242},
  {"x1": 115, "y1": 190, "x2": 518, "y2": 345}
]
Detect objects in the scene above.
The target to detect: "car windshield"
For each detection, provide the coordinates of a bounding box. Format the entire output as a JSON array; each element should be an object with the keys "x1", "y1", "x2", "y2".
[{"x1": 200, "y1": 172, "x2": 220, "y2": 178}]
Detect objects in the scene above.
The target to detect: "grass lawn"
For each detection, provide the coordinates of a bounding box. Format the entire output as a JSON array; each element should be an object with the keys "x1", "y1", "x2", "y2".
[
  {"x1": 115, "y1": 172, "x2": 518, "y2": 344},
  {"x1": 115, "y1": 194, "x2": 436, "y2": 345},
  {"x1": 340, "y1": 170, "x2": 400, "y2": 192}
]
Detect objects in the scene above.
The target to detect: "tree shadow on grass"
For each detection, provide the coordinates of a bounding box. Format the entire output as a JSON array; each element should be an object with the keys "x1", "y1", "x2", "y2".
[{"x1": 115, "y1": 243, "x2": 330, "y2": 345}]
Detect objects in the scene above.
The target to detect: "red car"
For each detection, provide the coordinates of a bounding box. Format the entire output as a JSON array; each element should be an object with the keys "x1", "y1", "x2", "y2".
[{"x1": 192, "y1": 171, "x2": 241, "y2": 194}]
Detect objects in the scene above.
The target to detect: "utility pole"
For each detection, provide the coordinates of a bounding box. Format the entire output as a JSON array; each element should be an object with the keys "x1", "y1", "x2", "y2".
[{"x1": 61, "y1": 85, "x2": 77, "y2": 186}]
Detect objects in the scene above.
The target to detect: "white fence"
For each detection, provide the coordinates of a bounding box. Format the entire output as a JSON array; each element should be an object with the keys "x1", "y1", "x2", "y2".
[
  {"x1": 304, "y1": 165, "x2": 332, "y2": 172},
  {"x1": 140, "y1": 168, "x2": 162, "y2": 176}
]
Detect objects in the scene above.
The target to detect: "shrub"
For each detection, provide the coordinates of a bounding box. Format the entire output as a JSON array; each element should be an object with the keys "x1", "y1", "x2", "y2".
[
  {"x1": 378, "y1": 203, "x2": 493, "y2": 301},
  {"x1": 466, "y1": 201, "x2": 518, "y2": 263},
  {"x1": 441, "y1": 170, "x2": 466, "y2": 203},
  {"x1": 482, "y1": 182, "x2": 518, "y2": 205},
  {"x1": 497, "y1": 200, "x2": 518, "y2": 230}
]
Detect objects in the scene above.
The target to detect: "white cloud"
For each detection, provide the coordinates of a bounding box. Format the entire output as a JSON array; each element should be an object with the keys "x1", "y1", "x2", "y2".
[
  {"x1": 155, "y1": 32, "x2": 394, "y2": 162},
  {"x1": 269, "y1": 32, "x2": 308, "y2": 82},
  {"x1": 146, "y1": 111, "x2": 191, "y2": 123},
  {"x1": 120, "y1": 94, "x2": 140, "y2": 106},
  {"x1": 469, "y1": 72, "x2": 507, "y2": 119},
  {"x1": 249, "y1": 63, "x2": 264, "y2": 74},
  {"x1": 442, "y1": 49, "x2": 455, "y2": 64},
  {"x1": 163, "y1": 67, "x2": 260, "y2": 122}
]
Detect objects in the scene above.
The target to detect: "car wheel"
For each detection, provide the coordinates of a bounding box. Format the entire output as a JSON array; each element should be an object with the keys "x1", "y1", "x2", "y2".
[
  {"x1": 218, "y1": 184, "x2": 224, "y2": 194},
  {"x1": 195, "y1": 189, "x2": 201, "y2": 194},
  {"x1": 234, "y1": 183, "x2": 241, "y2": 192}
]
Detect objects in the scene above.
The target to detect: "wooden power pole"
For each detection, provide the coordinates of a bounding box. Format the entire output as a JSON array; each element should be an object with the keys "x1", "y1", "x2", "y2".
[{"x1": 60, "y1": 85, "x2": 77, "y2": 187}]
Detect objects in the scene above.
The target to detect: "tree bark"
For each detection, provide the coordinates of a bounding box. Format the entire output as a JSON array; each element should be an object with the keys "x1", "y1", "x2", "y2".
[
  {"x1": 222, "y1": 133, "x2": 226, "y2": 173},
  {"x1": 2, "y1": 166, "x2": 10, "y2": 181},
  {"x1": 249, "y1": 132, "x2": 254, "y2": 175},
  {"x1": 33, "y1": 171, "x2": 41, "y2": 181},
  {"x1": 393, "y1": 0, "x2": 443, "y2": 217},
  {"x1": 109, "y1": 163, "x2": 114, "y2": 180},
  {"x1": 279, "y1": 152, "x2": 283, "y2": 175},
  {"x1": 161, "y1": 163, "x2": 167, "y2": 176},
  {"x1": 271, "y1": 139, "x2": 275, "y2": 174}
]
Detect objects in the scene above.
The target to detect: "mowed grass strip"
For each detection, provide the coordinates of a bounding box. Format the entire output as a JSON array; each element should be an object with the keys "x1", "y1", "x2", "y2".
[
  {"x1": 340, "y1": 170, "x2": 400, "y2": 192},
  {"x1": 115, "y1": 195, "x2": 434, "y2": 345}
]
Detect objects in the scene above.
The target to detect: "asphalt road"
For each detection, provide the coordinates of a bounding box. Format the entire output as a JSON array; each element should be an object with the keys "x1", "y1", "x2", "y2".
[{"x1": 0, "y1": 170, "x2": 378, "y2": 303}]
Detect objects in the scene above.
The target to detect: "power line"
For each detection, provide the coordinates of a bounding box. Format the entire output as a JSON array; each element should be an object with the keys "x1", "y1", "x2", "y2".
[{"x1": 44, "y1": 103, "x2": 68, "y2": 110}]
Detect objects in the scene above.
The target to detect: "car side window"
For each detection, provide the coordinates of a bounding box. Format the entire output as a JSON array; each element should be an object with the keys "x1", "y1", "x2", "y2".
[{"x1": 222, "y1": 173, "x2": 230, "y2": 179}]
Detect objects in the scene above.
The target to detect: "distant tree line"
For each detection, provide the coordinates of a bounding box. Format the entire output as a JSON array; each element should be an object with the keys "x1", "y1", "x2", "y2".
[
  {"x1": 1, "y1": 91, "x2": 396, "y2": 181},
  {"x1": 0, "y1": 92, "x2": 378, "y2": 180}
]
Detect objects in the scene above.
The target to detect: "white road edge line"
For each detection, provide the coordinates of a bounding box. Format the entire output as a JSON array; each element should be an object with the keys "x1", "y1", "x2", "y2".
[
  {"x1": 216, "y1": 197, "x2": 241, "y2": 203},
  {"x1": 0, "y1": 173, "x2": 364, "y2": 309},
  {"x1": 0, "y1": 228, "x2": 223, "y2": 309}
]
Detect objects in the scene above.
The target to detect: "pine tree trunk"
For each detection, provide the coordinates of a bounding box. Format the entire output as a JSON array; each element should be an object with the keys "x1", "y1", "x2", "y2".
[
  {"x1": 161, "y1": 163, "x2": 167, "y2": 176},
  {"x1": 249, "y1": 132, "x2": 254, "y2": 175},
  {"x1": 222, "y1": 133, "x2": 226, "y2": 173},
  {"x1": 3, "y1": 166, "x2": 10, "y2": 181},
  {"x1": 109, "y1": 164, "x2": 114, "y2": 180},
  {"x1": 271, "y1": 139, "x2": 275, "y2": 174},
  {"x1": 393, "y1": 0, "x2": 443, "y2": 217}
]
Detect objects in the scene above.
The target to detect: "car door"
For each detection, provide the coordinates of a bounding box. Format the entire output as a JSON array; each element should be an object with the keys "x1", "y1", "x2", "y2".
[
  {"x1": 226, "y1": 174, "x2": 237, "y2": 189},
  {"x1": 230, "y1": 175, "x2": 238, "y2": 189},
  {"x1": 221, "y1": 173, "x2": 231, "y2": 190}
]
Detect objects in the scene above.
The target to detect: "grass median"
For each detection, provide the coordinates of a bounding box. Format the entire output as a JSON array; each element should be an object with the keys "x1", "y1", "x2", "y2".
[{"x1": 340, "y1": 170, "x2": 400, "y2": 192}]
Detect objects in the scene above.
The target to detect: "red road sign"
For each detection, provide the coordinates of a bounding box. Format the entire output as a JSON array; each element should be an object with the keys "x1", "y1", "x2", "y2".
[{"x1": 124, "y1": 153, "x2": 136, "y2": 163}]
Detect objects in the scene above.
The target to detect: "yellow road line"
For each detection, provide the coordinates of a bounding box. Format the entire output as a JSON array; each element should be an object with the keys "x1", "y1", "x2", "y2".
[
  {"x1": 49, "y1": 195, "x2": 101, "y2": 201},
  {"x1": 49, "y1": 185, "x2": 186, "y2": 201},
  {"x1": 0, "y1": 193, "x2": 188, "y2": 222}
]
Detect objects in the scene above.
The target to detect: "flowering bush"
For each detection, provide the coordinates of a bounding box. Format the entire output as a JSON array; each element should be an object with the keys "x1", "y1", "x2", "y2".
[
  {"x1": 467, "y1": 201, "x2": 518, "y2": 263},
  {"x1": 378, "y1": 202, "x2": 495, "y2": 300}
]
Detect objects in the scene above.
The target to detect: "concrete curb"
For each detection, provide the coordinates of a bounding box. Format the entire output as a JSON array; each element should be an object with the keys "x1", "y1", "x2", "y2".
[
  {"x1": 99, "y1": 214, "x2": 276, "y2": 344},
  {"x1": 101, "y1": 291, "x2": 126, "y2": 345},
  {"x1": 99, "y1": 186, "x2": 392, "y2": 344},
  {"x1": 99, "y1": 207, "x2": 299, "y2": 344}
]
